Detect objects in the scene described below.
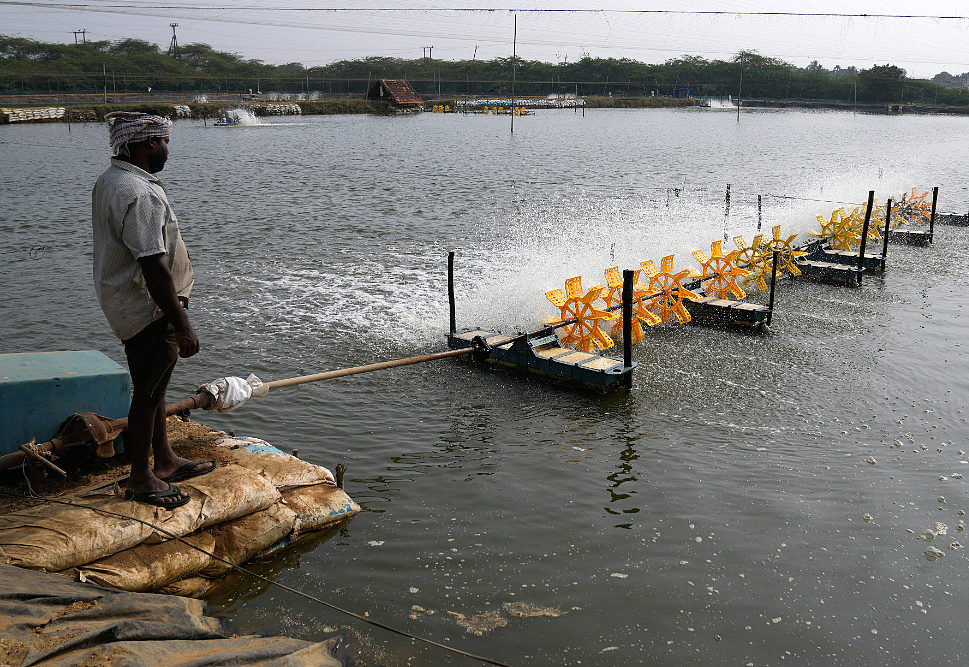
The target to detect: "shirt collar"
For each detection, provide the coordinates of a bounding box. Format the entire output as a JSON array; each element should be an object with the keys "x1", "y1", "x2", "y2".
[{"x1": 110, "y1": 157, "x2": 162, "y2": 185}]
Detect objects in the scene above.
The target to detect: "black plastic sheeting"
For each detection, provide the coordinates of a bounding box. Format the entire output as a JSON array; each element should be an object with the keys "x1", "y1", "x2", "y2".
[{"x1": 0, "y1": 564, "x2": 345, "y2": 667}]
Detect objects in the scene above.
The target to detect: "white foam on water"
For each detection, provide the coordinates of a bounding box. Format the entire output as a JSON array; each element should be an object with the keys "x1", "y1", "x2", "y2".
[
  {"x1": 221, "y1": 163, "x2": 931, "y2": 355},
  {"x1": 231, "y1": 108, "x2": 262, "y2": 126},
  {"x1": 449, "y1": 167, "x2": 919, "y2": 337}
]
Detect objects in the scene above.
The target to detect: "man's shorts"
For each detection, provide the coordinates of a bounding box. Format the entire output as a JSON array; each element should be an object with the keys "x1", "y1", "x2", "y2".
[{"x1": 122, "y1": 316, "x2": 179, "y2": 399}]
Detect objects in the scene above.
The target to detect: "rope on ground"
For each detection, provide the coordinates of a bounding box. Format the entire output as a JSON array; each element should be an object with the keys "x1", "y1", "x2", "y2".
[{"x1": 0, "y1": 488, "x2": 517, "y2": 667}]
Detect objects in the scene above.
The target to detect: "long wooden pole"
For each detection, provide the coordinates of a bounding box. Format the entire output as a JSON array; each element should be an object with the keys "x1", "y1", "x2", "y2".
[
  {"x1": 0, "y1": 348, "x2": 478, "y2": 473},
  {"x1": 265, "y1": 348, "x2": 474, "y2": 390}
]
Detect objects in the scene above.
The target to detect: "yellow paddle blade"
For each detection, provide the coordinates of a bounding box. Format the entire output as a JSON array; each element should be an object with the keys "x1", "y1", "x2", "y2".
[
  {"x1": 639, "y1": 253, "x2": 699, "y2": 324},
  {"x1": 542, "y1": 276, "x2": 616, "y2": 352}
]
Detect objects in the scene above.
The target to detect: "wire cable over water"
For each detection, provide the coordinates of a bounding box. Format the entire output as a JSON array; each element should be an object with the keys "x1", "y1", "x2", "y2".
[{"x1": 0, "y1": 487, "x2": 518, "y2": 667}]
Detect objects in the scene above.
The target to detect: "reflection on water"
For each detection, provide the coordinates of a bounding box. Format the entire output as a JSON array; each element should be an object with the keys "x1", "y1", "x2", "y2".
[{"x1": 4, "y1": 108, "x2": 969, "y2": 665}]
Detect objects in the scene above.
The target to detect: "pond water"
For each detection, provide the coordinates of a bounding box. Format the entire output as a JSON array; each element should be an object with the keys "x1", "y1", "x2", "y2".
[{"x1": 4, "y1": 106, "x2": 969, "y2": 666}]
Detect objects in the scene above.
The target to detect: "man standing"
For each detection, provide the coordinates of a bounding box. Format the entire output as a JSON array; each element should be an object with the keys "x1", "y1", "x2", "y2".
[{"x1": 92, "y1": 111, "x2": 214, "y2": 507}]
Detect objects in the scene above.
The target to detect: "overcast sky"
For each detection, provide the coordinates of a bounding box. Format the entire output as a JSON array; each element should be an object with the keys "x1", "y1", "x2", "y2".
[{"x1": 3, "y1": 1, "x2": 969, "y2": 79}]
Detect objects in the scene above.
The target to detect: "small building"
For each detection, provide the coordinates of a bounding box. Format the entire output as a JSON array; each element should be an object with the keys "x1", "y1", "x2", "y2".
[
  {"x1": 673, "y1": 87, "x2": 691, "y2": 99},
  {"x1": 366, "y1": 79, "x2": 423, "y2": 106}
]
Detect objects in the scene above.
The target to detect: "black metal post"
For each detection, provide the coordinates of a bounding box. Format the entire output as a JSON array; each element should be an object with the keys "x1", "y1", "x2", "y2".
[
  {"x1": 723, "y1": 184, "x2": 731, "y2": 242},
  {"x1": 881, "y1": 199, "x2": 892, "y2": 271},
  {"x1": 929, "y1": 186, "x2": 938, "y2": 243},
  {"x1": 856, "y1": 190, "x2": 874, "y2": 286},
  {"x1": 757, "y1": 194, "x2": 762, "y2": 232},
  {"x1": 622, "y1": 269, "x2": 634, "y2": 391},
  {"x1": 448, "y1": 251, "x2": 456, "y2": 333},
  {"x1": 766, "y1": 251, "x2": 779, "y2": 327}
]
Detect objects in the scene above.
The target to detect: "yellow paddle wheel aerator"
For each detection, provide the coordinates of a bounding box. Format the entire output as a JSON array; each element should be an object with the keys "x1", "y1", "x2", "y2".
[
  {"x1": 873, "y1": 198, "x2": 907, "y2": 232},
  {"x1": 810, "y1": 208, "x2": 845, "y2": 242},
  {"x1": 763, "y1": 224, "x2": 807, "y2": 278},
  {"x1": 733, "y1": 233, "x2": 771, "y2": 292},
  {"x1": 544, "y1": 276, "x2": 617, "y2": 353},
  {"x1": 691, "y1": 240, "x2": 750, "y2": 300},
  {"x1": 602, "y1": 266, "x2": 660, "y2": 344},
  {"x1": 900, "y1": 187, "x2": 932, "y2": 224},
  {"x1": 639, "y1": 255, "x2": 701, "y2": 324}
]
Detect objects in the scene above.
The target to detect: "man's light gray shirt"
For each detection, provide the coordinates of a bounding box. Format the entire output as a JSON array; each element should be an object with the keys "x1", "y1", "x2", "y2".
[{"x1": 92, "y1": 159, "x2": 194, "y2": 340}]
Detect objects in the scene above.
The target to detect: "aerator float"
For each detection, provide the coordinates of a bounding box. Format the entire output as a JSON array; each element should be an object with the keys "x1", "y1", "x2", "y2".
[{"x1": 447, "y1": 187, "x2": 940, "y2": 391}]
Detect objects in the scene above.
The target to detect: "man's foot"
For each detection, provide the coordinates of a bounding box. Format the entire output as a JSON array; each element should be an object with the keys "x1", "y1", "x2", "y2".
[
  {"x1": 154, "y1": 458, "x2": 216, "y2": 482},
  {"x1": 160, "y1": 459, "x2": 217, "y2": 483},
  {"x1": 124, "y1": 483, "x2": 190, "y2": 508}
]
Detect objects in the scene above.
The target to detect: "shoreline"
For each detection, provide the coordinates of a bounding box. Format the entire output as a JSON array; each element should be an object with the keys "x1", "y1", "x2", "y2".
[{"x1": 4, "y1": 94, "x2": 968, "y2": 123}]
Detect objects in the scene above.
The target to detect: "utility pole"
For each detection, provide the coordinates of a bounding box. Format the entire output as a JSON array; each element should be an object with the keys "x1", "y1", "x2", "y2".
[
  {"x1": 423, "y1": 46, "x2": 433, "y2": 60},
  {"x1": 168, "y1": 23, "x2": 179, "y2": 59},
  {"x1": 73, "y1": 30, "x2": 86, "y2": 44}
]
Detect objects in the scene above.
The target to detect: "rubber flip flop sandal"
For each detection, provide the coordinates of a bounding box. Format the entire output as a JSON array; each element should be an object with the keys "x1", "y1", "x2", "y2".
[
  {"x1": 162, "y1": 460, "x2": 217, "y2": 483},
  {"x1": 124, "y1": 483, "x2": 190, "y2": 508}
]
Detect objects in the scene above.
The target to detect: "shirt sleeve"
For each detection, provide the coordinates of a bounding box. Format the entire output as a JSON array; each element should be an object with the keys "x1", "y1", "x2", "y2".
[{"x1": 120, "y1": 190, "x2": 168, "y2": 259}]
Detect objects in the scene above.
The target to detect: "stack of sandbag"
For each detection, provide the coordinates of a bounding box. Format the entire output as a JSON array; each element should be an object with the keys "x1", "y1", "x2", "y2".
[
  {"x1": 0, "y1": 438, "x2": 359, "y2": 597},
  {"x1": 1, "y1": 107, "x2": 66, "y2": 123}
]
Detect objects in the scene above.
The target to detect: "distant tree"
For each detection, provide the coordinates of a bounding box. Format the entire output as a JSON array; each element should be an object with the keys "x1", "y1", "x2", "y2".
[
  {"x1": 0, "y1": 36, "x2": 63, "y2": 62},
  {"x1": 2, "y1": 34, "x2": 966, "y2": 103},
  {"x1": 179, "y1": 43, "x2": 248, "y2": 73},
  {"x1": 109, "y1": 39, "x2": 160, "y2": 57},
  {"x1": 933, "y1": 71, "x2": 954, "y2": 86},
  {"x1": 276, "y1": 62, "x2": 306, "y2": 74},
  {"x1": 859, "y1": 64, "x2": 906, "y2": 102}
]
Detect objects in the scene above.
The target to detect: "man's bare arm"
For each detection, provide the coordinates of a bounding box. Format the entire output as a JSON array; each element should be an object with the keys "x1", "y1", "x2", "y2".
[{"x1": 139, "y1": 253, "x2": 200, "y2": 358}]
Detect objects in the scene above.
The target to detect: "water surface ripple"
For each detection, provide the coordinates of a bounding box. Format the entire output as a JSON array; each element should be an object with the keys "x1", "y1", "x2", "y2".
[{"x1": 4, "y1": 107, "x2": 969, "y2": 666}]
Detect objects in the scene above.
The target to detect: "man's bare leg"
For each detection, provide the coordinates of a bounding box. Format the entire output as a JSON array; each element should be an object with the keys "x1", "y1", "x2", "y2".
[
  {"x1": 126, "y1": 393, "x2": 188, "y2": 503},
  {"x1": 148, "y1": 392, "x2": 212, "y2": 480}
]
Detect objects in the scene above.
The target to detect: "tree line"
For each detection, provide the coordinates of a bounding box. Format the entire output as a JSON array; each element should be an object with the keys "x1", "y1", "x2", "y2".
[{"x1": 2, "y1": 35, "x2": 967, "y2": 106}]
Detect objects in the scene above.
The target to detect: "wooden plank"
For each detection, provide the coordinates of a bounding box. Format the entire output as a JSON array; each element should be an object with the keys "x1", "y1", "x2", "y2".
[
  {"x1": 555, "y1": 351, "x2": 595, "y2": 364},
  {"x1": 534, "y1": 345, "x2": 572, "y2": 359},
  {"x1": 580, "y1": 357, "x2": 622, "y2": 371}
]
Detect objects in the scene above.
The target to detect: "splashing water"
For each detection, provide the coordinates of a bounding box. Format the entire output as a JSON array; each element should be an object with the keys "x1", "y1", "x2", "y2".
[{"x1": 230, "y1": 108, "x2": 262, "y2": 126}]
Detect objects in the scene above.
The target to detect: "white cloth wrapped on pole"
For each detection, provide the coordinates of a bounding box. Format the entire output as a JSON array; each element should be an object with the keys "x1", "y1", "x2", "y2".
[{"x1": 199, "y1": 374, "x2": 268, "y2": 412}]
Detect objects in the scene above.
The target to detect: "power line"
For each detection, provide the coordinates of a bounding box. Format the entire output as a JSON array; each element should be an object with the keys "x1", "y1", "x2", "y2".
[{"x1": 4, "y1": 4, "x2": 969, "y2": 20}]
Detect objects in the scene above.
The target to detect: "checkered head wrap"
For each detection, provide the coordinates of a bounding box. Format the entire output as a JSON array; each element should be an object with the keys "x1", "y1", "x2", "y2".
[{"x1": 105, "y1": 111, "x2": 172, "y2": 157}]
